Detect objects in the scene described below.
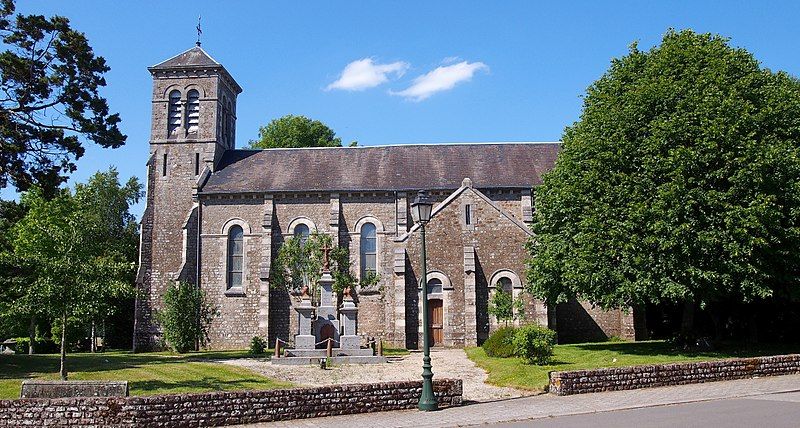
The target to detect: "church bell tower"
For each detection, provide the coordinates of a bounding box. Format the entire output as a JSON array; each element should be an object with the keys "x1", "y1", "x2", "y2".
[{"x1": 134, "y1": 43, "x2": 242, "y2": 351}]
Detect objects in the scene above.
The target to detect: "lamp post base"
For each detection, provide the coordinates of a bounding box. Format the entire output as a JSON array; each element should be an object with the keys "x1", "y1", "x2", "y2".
[{"x1": 418, "y1": 355, "x2": 439, "y2": 411}]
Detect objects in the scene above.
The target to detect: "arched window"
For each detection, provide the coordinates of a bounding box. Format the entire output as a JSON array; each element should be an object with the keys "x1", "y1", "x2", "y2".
[
  {"x1": 360, "y1": 223, "x2": 377, "y2": 277},
  {"x1": 227, "y1": 225, "x2": 243, "y2": 289},
  {"x1": 168, "y1": 90, "x2": 182, "y2": 136},
  {"x1": 294, "y1": 223, "x2": 310, "y2": 246},
  {"x1": 186, "y1": 89, "x2": 200, "y2": 134},
  {"x1": 427, "y1": 278, "x2": 443, "y2": 294},
  {"x1": 499, "y1": 277, "x2": 513, "y2": 295}
]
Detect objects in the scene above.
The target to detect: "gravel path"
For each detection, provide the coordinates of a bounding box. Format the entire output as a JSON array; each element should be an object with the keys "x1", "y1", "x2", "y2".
[{"x1": 222, "y1": 349, "x2": 531, "y2": 402}]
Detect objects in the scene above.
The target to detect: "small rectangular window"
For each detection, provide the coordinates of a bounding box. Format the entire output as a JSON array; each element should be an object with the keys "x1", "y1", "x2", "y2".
[
  {"x1": 465, "y1": 204, "x2": 472, "y2": 225},
  {"x1": 162, "y1": 153, "x2": 167, "y2": 177},
  {"x1": 195, "y1": 153, "x2": 200, "y2": 175}
]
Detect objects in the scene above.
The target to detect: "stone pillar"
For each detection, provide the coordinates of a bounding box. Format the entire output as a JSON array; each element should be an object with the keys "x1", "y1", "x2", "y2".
[
  {"x1": 314, "y1": 271, "x2": 340, "y2": 347},
  {"x1": 329, "y1": 193, "x2": 340, "y2": 246},
  {"x1": 339, "y1": 293, "x2": 359, "y2": 350},
  {"x1": 294, "y1": 295, "x2": 315, "y2": 349},
  {"x1": 258, "y1": 194, "x2": 273, "y2": 337},
  {"x1": 463, "y1": 246, "x2": 478, "y2": 346},
  {"x1": 392, "y1": 247, "x2": 406, "y2": 347}
]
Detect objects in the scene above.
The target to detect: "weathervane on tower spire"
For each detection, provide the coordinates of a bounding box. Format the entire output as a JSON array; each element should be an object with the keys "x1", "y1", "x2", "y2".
[{"x1": 196, "y1": 14, "x2": 202, "y2": 47}]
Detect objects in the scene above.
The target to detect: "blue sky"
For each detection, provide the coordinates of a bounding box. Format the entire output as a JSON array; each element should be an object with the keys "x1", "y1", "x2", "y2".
[{"x1": 5, "y1": 1, "x2": 800, "y2": 217}]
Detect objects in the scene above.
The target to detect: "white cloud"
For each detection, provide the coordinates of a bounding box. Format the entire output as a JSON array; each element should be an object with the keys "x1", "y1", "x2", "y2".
[
  {"x1": 326, "y1": 58, "x2": 409, "y2": 91},
  {"x1": 391, "y1": 60, "x2": 489, "y2": 101}
]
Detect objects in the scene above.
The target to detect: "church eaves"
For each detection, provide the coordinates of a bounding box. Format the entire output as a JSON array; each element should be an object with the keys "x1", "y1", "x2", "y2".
[{"x1": 199, "y1": 142, "x2": 561, "y2": 194}]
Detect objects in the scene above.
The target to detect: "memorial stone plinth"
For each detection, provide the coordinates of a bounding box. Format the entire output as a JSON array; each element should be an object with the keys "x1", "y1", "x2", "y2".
[
  {"x1": 294, "y1": 292, "x2": 315, "y2": 350},
  {"x1": 339, "y1": 292, "x2": 359, "y2": 350}
]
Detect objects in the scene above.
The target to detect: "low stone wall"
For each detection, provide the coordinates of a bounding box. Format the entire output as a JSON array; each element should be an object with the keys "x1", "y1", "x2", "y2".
[
  {"x1": 549, "y1": 354, "x2": 800, "y2": 396},
  {"x1": 0, "y1": 379, "x2": 462, "y2": 427}
]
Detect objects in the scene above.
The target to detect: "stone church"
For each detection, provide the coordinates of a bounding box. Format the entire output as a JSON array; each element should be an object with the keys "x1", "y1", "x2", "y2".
[{"x1": 133, "y1": 45, "x2": 635, "y2": 351}]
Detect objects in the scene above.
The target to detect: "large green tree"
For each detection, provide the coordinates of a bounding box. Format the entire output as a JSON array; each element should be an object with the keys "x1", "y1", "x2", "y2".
[
  {"x1": 526, "y1": 30, "x2": 800, "y2": 339},
  {"x1": 0, "y1": 0, "x2": 125, "y2": 195},
  {"x1": 249, "y1": 114, "x2": 342, "y2": 149},
  {"x1": 10, "y1": 169, "x2": 138, "y2": 378}
]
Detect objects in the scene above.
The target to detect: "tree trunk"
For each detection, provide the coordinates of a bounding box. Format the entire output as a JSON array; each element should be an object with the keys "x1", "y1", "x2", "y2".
[
  {"x1": 59, "y1": 311, "x2": 68, "y2": 381},
  {"x1": 90, "y1": 321, "x2": 97, "y2": 353},
  {"x1": 28, "y1": 316, "x2": 36, "y2": 355},
  {"x1": 102, "y1": 319, "x2": 106, "y2": 353},
  {"x1": 680, "y1": 300, "x2": 695, "y2": 345}
]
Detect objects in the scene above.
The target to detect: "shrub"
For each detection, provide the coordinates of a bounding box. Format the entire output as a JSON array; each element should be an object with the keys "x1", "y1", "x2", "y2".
[
  {"x1": 12, "y1": 337, "x2": 59, "y2": 354},
  {"x1": 157, "y1": 281, "x2": 217, "y2": 353},
  {"x1": 250, "y1": 336, "x2": 267, "y2": 355},
  {"x1": 513, "y1": 324, "x2": 557, "y2": 365},
  {"x1": 482, "y1": 326, "x2": 517, "y2": 358}
]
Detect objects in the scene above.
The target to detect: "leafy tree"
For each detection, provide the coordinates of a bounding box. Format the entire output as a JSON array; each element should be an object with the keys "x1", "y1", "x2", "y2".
[
  {"x1": 526, "y1": 30, "x2": 800, "y2": 342},
  {"x1": 157, "y1": 281, "x2": 216, "y2": 353},
  {"x1": 73, "y1": 168, "x2": 141, "y2": 351},
  {"x1": 0, "y1": 0, "x2": 126, "y2": 195},
  {"x1": 249, "y1": 115, "x2": 341, "y2": 149},
  {"x1": 11, "y1": 185, "x2": 134, "y2": 379},
  {"x1": 487, "y1": 286, "x2": 524, "y2": 325},
  {"x1": 271, "y1": 232, "x2": 378, "y2": 297}
]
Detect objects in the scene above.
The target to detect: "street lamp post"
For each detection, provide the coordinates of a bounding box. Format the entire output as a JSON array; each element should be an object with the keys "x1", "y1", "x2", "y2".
[{"x1": 411, "y1": 190, "x2": 437, "y2": 411}]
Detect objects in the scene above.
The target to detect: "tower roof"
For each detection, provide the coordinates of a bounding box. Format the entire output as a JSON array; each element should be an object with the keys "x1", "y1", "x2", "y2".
[
  {"x1": 150, "y1": 46, "x2": 220, "y2": 68},
  {"x1": 148, "y1": 46, "x2": 242, "y2": 93}
]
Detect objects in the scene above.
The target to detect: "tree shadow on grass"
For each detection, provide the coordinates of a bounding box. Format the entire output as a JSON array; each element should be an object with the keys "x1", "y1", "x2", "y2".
[
  {"x1": 130, "y1": 377, "x2": 274, "y2": 395},
  {"x1": 0, "y1": 352, "x2": 200, "y2": 380}
]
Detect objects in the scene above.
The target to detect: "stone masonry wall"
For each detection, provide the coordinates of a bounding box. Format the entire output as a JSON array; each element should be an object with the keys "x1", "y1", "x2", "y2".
[
  {"x1": 548, "y1": 354, "x2": 800, "y2": 396},
  {"x1": 0, "y1": 379, "x2": 463, "y2": 427},
  {"x1": 200, "y1": 195, "x2": 266, "y2": 349}
]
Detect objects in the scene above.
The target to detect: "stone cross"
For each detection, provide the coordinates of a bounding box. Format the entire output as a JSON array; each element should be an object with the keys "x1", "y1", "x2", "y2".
[{"x1": 321, "y1": 243, "x2": 332, "y2": 271}]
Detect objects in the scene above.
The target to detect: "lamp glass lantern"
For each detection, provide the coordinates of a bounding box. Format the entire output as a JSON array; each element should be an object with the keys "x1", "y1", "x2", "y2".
[{"x1": 411, "y1": 190, "x2": 433, "y2": 224}]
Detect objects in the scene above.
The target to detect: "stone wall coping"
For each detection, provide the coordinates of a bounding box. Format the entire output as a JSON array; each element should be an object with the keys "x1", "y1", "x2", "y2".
[
  {"x1": 548, "y1": 353, "x2": 800, "y2": 396},
  {"x1": 549, "y1": 353, "x2": 800, "y2": 379}
]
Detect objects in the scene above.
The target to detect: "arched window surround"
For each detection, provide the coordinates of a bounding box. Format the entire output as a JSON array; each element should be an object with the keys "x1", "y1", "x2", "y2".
[
  {"x1": 353, "y1": 216, "x2": 385, "y2": 281},
  {"x1": 488, "y1": 269, "x2": 524, "y2": 326},
  {"x1": 287, "y1": 217, "x2": 318, "y2": 237},
  {"x1": 417, "y1": 270, "x2": 453, "y2": 346},
  {"x1": 221, "y1": 218, "x2": 251, "y2": 296}
]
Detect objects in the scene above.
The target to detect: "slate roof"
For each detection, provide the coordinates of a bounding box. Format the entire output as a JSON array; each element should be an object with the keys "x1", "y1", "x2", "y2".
[
  {"x1": 149, "y1": 46, "x2": 242, "y2": 93},
  {"x1": 200, "y1": 143, "x2": 561, "y2": 194},
  {"x1": 150, "y1": 46, "x2": 221, "y2": 69}
]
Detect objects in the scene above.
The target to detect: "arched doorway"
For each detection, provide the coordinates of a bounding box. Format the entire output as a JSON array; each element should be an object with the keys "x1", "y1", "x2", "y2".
[
  {"x1": 318, "y1": 323, "x2": 335, "y2": 349},
  {"x1": 429, "y1": 298, "x2": 443, "y2": 346}
]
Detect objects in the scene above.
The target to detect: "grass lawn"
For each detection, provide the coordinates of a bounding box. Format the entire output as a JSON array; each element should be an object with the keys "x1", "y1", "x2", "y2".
[
  {"x1": 466, "y1": 340, "x2": 800, "y2": 392},
  {"x1": 0, "y1": 350, "x2": 292, "y2": 400},
  {"x1": 383, "y1": 346, "x2": 410, "y2": 357}
]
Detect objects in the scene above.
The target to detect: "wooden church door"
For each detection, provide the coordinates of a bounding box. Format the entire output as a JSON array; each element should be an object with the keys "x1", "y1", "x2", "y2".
[{"x1": 429, "y1": 299, "x2": 443, "y2": 346}]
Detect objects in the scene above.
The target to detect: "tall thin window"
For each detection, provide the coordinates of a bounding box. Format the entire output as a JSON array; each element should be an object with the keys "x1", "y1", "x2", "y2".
[
  {"x1": 360, "y1": 223, "x2": 377, "y2": 277},
  {"x1": 168, "y1": 90, "x2": 181, "y2": 136},
  {"x1": 226, "y1": 100, "x2": 234, "y2": 145},
  {"x1": 465, "y1": 205, "x2": 472, "y2": 225},
  {"x1": 195, "y1": 153, "x2": 200, "y2": 176},
  {"x1": 221, "y1": 96, "x2": 228, "y2": 144},
  {"x1": 294, "y1": 224, "x2": 310, "y2": 246},
  {"x1": 162, "y1": 153, "x2": 167, "y2": 176},
  {"x1": 227, "y1": 225, "x2": 244, "y2": 289},
  {"x1": 186, "y1": 89, "x2": 200, "y2": 134}
]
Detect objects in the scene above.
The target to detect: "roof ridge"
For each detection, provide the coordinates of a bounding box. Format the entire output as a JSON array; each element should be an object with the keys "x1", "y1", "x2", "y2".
[{"x1": 233, "y1": 141, "x2": 561, "y2": 152}]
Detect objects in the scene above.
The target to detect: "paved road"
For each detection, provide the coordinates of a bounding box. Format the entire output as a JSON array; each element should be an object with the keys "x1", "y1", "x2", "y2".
[
  {"x1": 494, "y1": 391, "x2": 800, "y2": 427},
  {"x1": 241, "y1": 374, "x2": 800, "y2": 427}
]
